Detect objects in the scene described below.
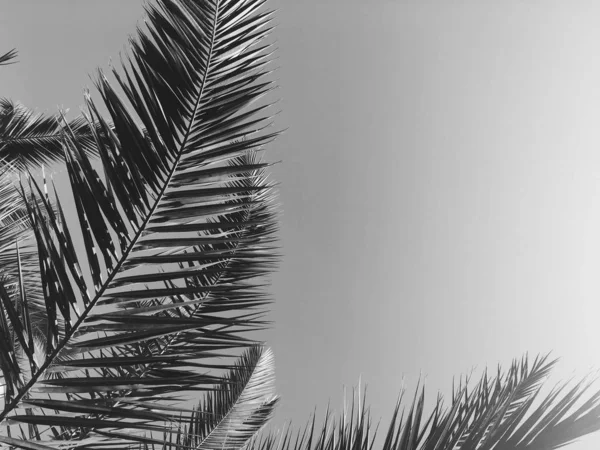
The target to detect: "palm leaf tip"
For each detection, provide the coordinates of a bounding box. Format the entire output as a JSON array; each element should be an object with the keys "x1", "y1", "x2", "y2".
[
  {"x1": 179, "y1": 346, "x2": 278, "y2": 450},
  {"x1": 0, "y1": 49, "x2": 17, "y2": 66}
]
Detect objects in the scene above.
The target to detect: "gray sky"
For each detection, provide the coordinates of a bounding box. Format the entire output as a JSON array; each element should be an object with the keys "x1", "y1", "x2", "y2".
[{"x1": 2, "y1": 1, "x2": 600, "y2": 448}]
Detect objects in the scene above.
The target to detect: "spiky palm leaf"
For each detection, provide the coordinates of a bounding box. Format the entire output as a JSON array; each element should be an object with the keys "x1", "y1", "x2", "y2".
[
  {"x1": 0, "y1": 0, "x2": 280, "y2": 448},
  {"x1": 0, "y1": 52, "x2": 113, "y2": 319},
  {"x1": 0, "y1": 51, "x2": 98, "y2": 306},
  {"x1": 245, "y1": 355, "x2": 600, "y2": 450},
  {"x1": 0, "y1": 49, "x2": 112, "y2": 170},
  {"x1": 0, "y1": 161, "x2": 28, "y2": 251},
  {"x1": 175, "y1": 346, "x2": 278, "y2": 450},
  {"x1": 0, "y1": 162, "x2": 46, "y2": 364},
  {"x1": 0, "y1": 98, "x2": 105, "y2": 170},
  {"x1": 3, "y1": 1, "x2": 600, "y2": 450}
]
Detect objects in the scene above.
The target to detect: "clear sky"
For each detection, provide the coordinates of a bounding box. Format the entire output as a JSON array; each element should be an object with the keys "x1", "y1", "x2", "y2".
[{"x1": 2, "y1": 1, "x2": 600, "y2": 449}]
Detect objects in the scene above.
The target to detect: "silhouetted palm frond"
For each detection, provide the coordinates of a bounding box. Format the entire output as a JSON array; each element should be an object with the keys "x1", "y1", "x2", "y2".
[
  {"x1": 0, "y1": 161, "x2": 44, "y2": 324},
  {"x1": 245, "y1": 355, "x2": 600, "y2": 450},
  {"x1": 3, "y1": 2, "x2": 600, "y2": 450},
  {"x1": 0, "y1": 99, "x2": 104, "y2": 170},
  {"x1": 0, "y1": 0, "x2": 280, "y2": 447},
  {"x1": 0, "y1": 48, "x2": 102, "y2": 170}
]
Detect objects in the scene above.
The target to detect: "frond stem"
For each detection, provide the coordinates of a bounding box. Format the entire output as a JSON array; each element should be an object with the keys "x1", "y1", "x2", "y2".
[{"x1": 0, "y1": 0, "x2": 220, "y2": 423}]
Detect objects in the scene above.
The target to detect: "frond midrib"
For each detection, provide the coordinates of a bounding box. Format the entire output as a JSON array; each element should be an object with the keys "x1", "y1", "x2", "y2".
[{"x1": 0, "y1": 0, "x2": 223, "y2": 423}]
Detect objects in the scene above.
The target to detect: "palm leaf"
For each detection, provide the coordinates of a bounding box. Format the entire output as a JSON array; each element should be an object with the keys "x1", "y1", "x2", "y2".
[
  {"x1": 0, "y1": 48, "x2": 103, "y2": 170},
  {"x1": 244, "y1": 355, "x2": 600, "y2": 450},
  {"x1": 0, "y1": 0, "x2": 280, "y2": 447},
  {"x1": 0, "y1": 99, "x2": 104, "y2": 170},
  {"x1": 0, "y1": 161, "x2": 28, "y2": 251},
  {"x1": 0, "y1": 163, "x2": 46, "y2": 376},
  {"x1": 0, "y1": 48, "x2": 99, "y2": 368},
  {"x1": 173, "y1": 346, "x2": 278, "y2": 450},
  {"x1": 6, "y1": 1, "x2": 600, "y2": 449}
]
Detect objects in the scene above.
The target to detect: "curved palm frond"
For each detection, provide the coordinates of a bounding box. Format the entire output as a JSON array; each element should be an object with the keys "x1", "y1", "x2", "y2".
[
  {"x1": 245, "y1": 355, "x2": 600, "y2": 450},
  {"x1": 175, "y1": 346, "x2": 278, "y2": 450},
  {"x1": 4, "y1": 1, "x2": 600, "y2": 450},
  {"x1": 0, "y1": 0, "x2": 280, "y2": 447}
]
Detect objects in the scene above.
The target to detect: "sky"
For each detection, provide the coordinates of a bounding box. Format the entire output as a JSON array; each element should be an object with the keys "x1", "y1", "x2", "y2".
[{"x1": 2, "y1": 1, "x2": 600, "y2": 449}]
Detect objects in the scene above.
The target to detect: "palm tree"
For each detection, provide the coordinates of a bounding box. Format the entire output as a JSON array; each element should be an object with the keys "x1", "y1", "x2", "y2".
[{"x1": 0, "y1": 1, "x2": 600, "y2": 449}]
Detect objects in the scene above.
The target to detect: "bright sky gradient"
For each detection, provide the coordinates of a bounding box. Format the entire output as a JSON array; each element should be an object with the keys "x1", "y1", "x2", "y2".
[{"x1": 2, "y1": 1, "x2": 600, "y2": 449}]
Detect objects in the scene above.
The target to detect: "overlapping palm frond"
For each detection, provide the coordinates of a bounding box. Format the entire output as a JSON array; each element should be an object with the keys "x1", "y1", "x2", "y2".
[
  {"x1": 3, "y1": 1, "x2": 600, "y2": 450},
  {"x1": 0, "y1": 160, "x2": 27, "y2": 251},
  {"x1": 0, "y1": 0, "x2": 281, "y2": 447},
  {"x1": 0, "y1": 98, "x2": 105, "y2": 170},
  {"x1": 0, "y1": 48, "x2": 105, "y2": 373},
  {"x1": 0, "y1": 162, "x2": 46, "y2": 362},
  {"x1": 246, "y1": 355, "x2": 600, "y2": 450},
  {"x1": 0, "y1": 48, "x2": 106, "y2": 170}
]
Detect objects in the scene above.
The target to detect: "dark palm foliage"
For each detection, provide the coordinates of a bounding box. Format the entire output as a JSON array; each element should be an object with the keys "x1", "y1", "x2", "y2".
[
  {"x1": 0, "y1": 50, "x2": 107, "y2": 321},
  {"x1": 1, "y1": 1, "x2": 600, "y2": 450},
  {"x1": 0, "y1": 161, "x2": 27, "y2": 250},
  {"x1": 0, "y1": 62, "x2": 124, "y2": 345},
  {"x1": 0, "y1": 49, "x2": 104, "y2": 170},
  {"x1": 0, "y1": 96, "x2": 103, "y2": 373},
  {"x1": 0, "y1": 98, "x2": 104, "y2": 170},
  {"x1": 0, "y1": 0, "x2": 281, "y2": 447},
  {"x1": 248, "y1": 355, "x2": 600, "y2": 450},
  {"x1": 0, "y1": 162, "x2": 47, "y2": 375}
]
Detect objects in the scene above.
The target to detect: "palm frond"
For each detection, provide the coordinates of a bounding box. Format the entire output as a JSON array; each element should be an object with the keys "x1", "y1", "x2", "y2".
[
  {"x1": 244, "y1": 355, "x2": 600, "y2": 450},
  {"x1": 6, "y1": 1, "x2": 600, "y2": 449},
  {"x1": 0, "y1": 99, "x2": 103, "y2": 170},
  {"x1": 173, "y1": 346, "x2": 278, "y2": 450},
  {"x1": 0, "y1": 0, "x2": 280, "y2": 447},
  {"x1": 0, "y1": 161, "x2": 27, "y2": 251},
  {"x1": 0, "y1": 163, "x2": 46, "y2": 380},
  {"x1": 0, "y1": 48, "x2": 104, "y2": 171}
]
